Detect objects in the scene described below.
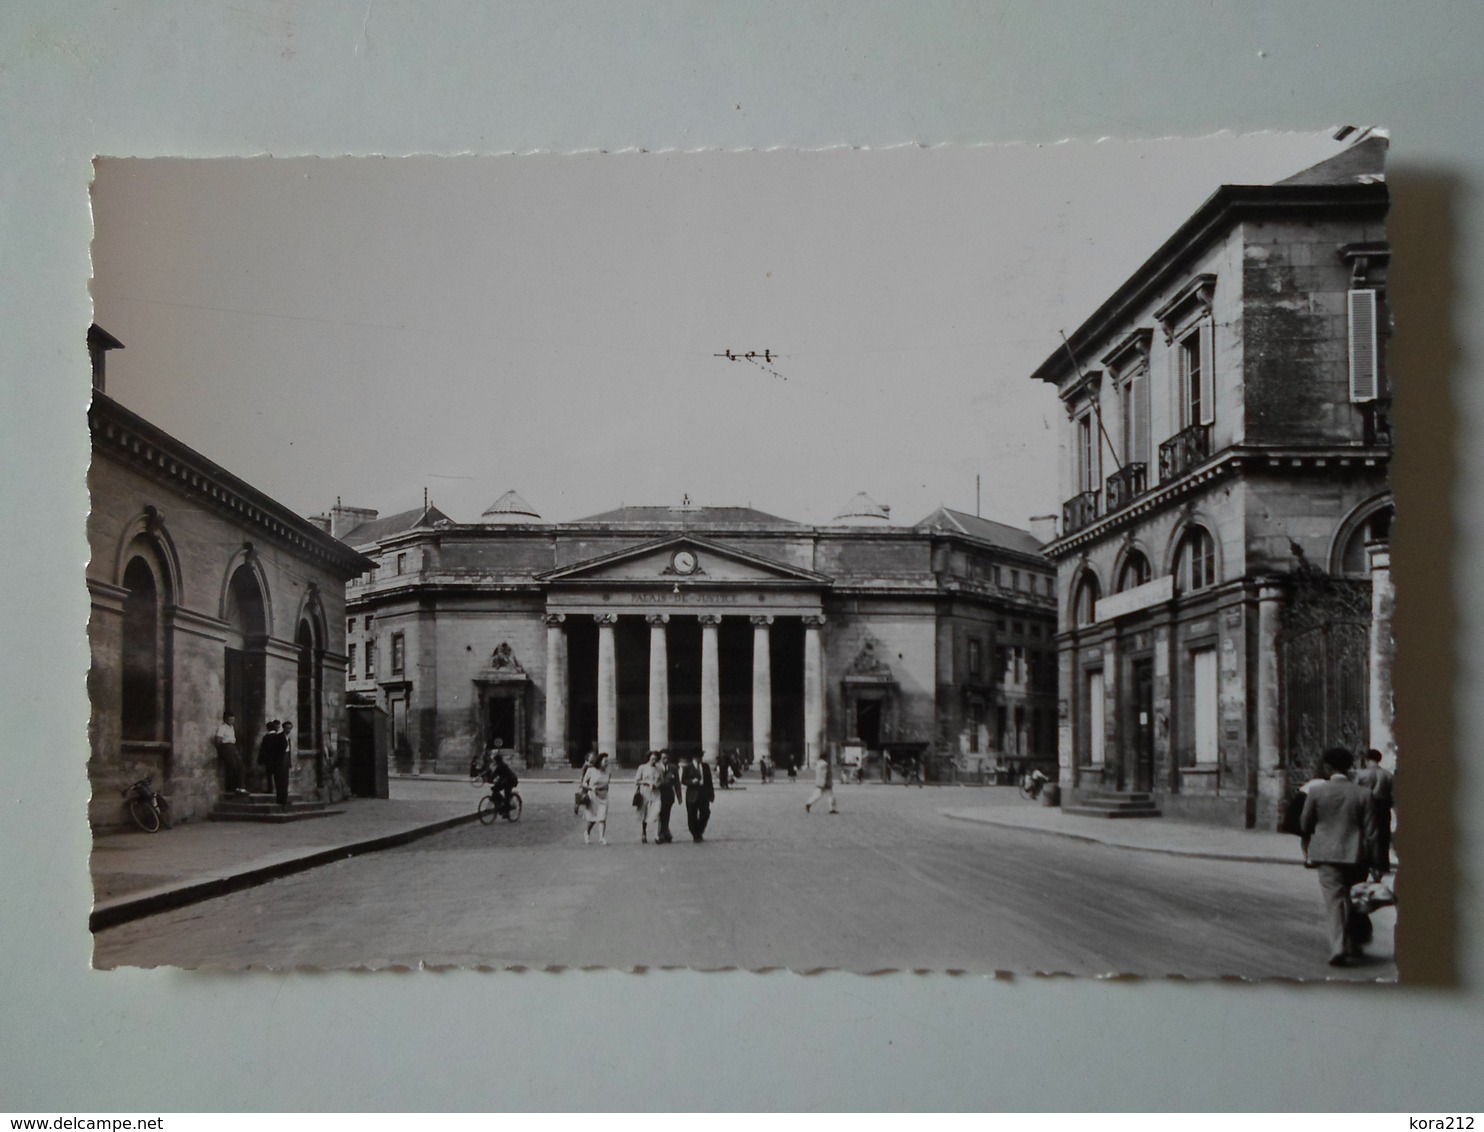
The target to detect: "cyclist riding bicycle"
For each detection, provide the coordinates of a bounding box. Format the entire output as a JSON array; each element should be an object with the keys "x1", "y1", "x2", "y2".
[{"x1": 483, "y1": 748, "x2": 519, "y2": 815}]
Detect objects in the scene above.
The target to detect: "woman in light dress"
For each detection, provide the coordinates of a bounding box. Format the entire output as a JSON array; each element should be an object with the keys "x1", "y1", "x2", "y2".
[
  {"x1": 580, "y1": 752, "x2": 612, "y2": 845},
  {"x1": 634, "y1": 749, "x2": 663, "y2": 843}
]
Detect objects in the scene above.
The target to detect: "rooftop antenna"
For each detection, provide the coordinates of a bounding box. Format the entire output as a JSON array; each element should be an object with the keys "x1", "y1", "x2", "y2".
[
  {"x1": 423, "y1": 486, "x2": 429, "y2": 510},
  {"x1": 976, "y1": 474, "x2": 981, "y2": 518}
]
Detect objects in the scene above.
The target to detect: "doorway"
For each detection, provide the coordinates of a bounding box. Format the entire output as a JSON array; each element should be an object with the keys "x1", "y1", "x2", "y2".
[{"x1": 1132, "y1": 658, "x2": 1154, "y2": 792}]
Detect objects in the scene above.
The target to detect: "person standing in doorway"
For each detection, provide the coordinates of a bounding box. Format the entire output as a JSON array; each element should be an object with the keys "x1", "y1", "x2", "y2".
[
  {"x1": 273, "y1": 721, "x2": 295, "y2": 807},
  {"x1": 580, "y1": 751, "x2": 611, "y2": 845},
  {"x1": 256, "y1": 720, "x2": 282, "y2": 797},
  {"x1": 656, "y1": 750, "x2": 679, "y2": 844},
  {"x1": 1354, "y1": 748, "x2": 1395, "y2": 879},
  {"x1": 1300, "y1": 746, "x2": 1380, "y2": 966},
  {"x1": 806, "y1": 746, "x2": 839, "y2": 814},
  {"x1": 682, "y1": 753, "x2": 714, "y2": 842},
  {"x1": 213, "y1": 710, "x2": 245, "y2": 795}
]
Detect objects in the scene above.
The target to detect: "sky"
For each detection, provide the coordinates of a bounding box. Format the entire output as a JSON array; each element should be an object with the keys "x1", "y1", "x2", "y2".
[{"x1": 89, "y1": 132, "x2": 1348, "y2": 530}]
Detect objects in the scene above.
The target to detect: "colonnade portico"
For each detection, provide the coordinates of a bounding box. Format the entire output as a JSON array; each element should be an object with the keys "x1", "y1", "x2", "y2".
[{"x1": 543, "y1": 605, "x2": 826, "y2": 766}]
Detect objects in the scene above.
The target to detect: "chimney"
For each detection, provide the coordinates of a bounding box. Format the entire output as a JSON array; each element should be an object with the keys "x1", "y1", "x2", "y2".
[
  {"x1": 1028, "y1": 514, "x2": 1058, "y2": 545},
  {"x1": 329, "y1": 503, "x2": 379, "y2": 541}
]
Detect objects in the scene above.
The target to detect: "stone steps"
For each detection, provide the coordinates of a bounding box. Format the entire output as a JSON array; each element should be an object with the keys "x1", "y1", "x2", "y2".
[
  {"x1": 208, "y1": 794, "x2": 344, "y2": 823},
  {"x1": 1062, "y1": 790, "x2": 1162, "y2": 819}
]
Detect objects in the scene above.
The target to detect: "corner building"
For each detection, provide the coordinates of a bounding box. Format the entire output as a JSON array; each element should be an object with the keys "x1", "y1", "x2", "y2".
[
  {"x1": 1031, "y1": 137, "x2": 1394, "y2": 828},
  {"x1": 331, "y1": 494, "x2": 1057, "y2": 776}
]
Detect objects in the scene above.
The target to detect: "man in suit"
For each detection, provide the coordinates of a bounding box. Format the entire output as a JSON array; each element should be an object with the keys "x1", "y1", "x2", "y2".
[
  {"x1": 1300, "y1": 746, "x2": 1380, "y2": 966},
  {"x1": 1354, "y1": 748, "x2": 1395, "y2": 879},
  {"x1": 256, "y1": 720, "x2": 282, "y2": 798},
  {"x1": 682, "y1": 753, "x2": 714, "y2": 842},
  {"x1": 656, "y1": 750, "x2": 679, "y2": 844}
]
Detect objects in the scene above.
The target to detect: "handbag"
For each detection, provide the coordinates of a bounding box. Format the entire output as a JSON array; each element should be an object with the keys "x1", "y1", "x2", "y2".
[
  {"x1": 574, "y1": 788, "x2": 588, "y2": 809},
  {"x1": 632, "y1": 787, "x2": 644, "y2": 809}
]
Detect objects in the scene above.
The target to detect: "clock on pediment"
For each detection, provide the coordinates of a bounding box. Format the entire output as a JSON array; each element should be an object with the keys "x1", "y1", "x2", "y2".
[{"x1": 671, "y1": 549, "x2": 699, "y2": 576}]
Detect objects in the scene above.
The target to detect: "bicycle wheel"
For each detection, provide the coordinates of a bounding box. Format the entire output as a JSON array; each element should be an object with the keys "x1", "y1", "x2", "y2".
[
  {"x1": 155, "y1": 795, "x2": 174, "y2": 830},
  {"x1": 478, "y1": 794, "x2": 497, "y2": 825},
  {"x1": 504, "y1": 793, "x2": 522, "y2": 822},
  {"x1": 129, "y1": 798, "x2": 161, "y2": 833},
  {"x1": 1018, "y1": 781, "x2": 1033, "y2": 801}
]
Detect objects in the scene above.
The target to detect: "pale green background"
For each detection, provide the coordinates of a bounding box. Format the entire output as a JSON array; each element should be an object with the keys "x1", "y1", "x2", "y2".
[{"x1": 1, "y1": 1, "x2": 1480, "y2": 1111}]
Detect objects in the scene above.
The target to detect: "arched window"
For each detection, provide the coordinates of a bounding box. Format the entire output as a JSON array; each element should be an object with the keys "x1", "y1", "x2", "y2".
[
  {"x1": 121, "y1": 555, "x2": 167, "y2": 741},
  {"x1": 1339, "y1": 504, "x2": 1393, "y2": 575},
  {"x1": 1073, "y1": 571, "x2": 1100, "y2": 626},
  {"x1": 296, "y1": 616, "x2": 322, "y2": 750},
  {"x1": 1176, "y1": 527, "x2": 1217, "y2": 593},
  {"x1": 224, "y1": 563, "x2": 268, "y2": 753},
  {"x1": 1117, "y1": 550, "x2": 1152, "y2": 592}
]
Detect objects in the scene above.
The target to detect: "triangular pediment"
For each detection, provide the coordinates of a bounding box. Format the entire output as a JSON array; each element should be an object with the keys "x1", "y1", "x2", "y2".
[{"x1": 538, "y1": 535, "x2": 830, "y2": 586}]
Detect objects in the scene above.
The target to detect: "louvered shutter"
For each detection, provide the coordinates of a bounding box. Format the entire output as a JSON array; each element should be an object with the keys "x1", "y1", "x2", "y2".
[
  {"x1": 1131, "y1": 367, "x2": 1149, "y2": 465},
  {"x1": 1349, "y1": 289, "x2": 1379, "y2": 402},
  {"x1": 1198, "y1": 317, "x2": 1215, "y2": 426}
]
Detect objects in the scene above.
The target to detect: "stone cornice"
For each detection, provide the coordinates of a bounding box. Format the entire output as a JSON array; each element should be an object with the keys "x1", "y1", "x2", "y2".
[
  {"x1": 90, "y1": 393, "x2": 372, "y2": 578},
  {"x1": 1043, "y1": 444, "x2": 1392, "y2": 559},
  {"x1": 1030, "y1": 182, "x2": 1389, "y2": 388}
]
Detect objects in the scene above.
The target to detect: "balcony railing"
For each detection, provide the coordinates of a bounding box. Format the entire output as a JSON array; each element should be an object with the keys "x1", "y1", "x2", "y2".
[
  {"x1": 1061, "y1": 490, "x2": 1100, "y2": 536},
  {"x1": 1104, "y1": 462, "x2": 1147, "y2": 513},
  {"x1": 1158, "y1": 423, "x2": 1211, "y2": 482},
  {"x1": 1363, "y1": 400, "x2": 1393, "y2": 448}
]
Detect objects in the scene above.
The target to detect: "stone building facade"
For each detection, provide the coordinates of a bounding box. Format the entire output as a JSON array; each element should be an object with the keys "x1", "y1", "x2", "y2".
[
  {"x1": 87, "y1": 332, "x2": 369, "y2": 827},
  {"x1": 330, "y1": 494, "x2": 1057, "y2": 776},
  {"x1": 1030, "y1": 136, "x2": 1394, "y2": 828}
]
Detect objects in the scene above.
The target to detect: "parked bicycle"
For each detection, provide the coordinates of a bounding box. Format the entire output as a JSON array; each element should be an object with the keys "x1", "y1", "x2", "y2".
[{"x1": 122, "y1": 776, "x2": 173, "y2": 832}]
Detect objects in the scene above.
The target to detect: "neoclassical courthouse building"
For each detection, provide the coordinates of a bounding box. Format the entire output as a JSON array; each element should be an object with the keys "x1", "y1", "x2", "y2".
[
  {"x1": 1034, "y1": 135, "x2": 1393, "y2": 827},
  {"x1": 329, "y1": 493, "x2": 1058, "y2": 775}
]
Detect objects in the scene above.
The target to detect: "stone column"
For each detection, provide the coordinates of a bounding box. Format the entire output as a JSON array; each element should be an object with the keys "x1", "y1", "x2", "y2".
[
  {"x1": 544, "y1": 613, "x2": 567, "y2": 767},
  {"x1": 1368, "y1": 543, "x2": 1396, "y2": 767},
  {"x1": 647, "y1": 614, "x2": 670, "y2": 752},
  {"x1": 803, "y1": 615, "x2": 826, "y2": 766},
  {"x1": 1255, "y1": 581, "x2": 1283, "y2": 774},
  {"x1": 699, "y1": 614, "x2": 722, "y2": 764},
  {"x1": 751, "y1": 615, "x2": 773, "y2": 764},
  {"x1": 596, "y1": 613, "x2": 618, "y2": 757}
]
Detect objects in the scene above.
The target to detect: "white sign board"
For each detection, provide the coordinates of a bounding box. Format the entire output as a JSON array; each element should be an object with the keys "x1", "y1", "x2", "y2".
[{"x1": 1096, "y1": 575, "x2": 1175, "y2": 623}]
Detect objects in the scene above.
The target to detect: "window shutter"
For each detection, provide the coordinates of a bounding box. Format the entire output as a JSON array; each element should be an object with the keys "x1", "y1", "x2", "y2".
[
  {"x1": 1198, "y1": 318, "x2": 1215, "y2": 426},
  {"x1": 1132, "y1": 367, "x2": 1149, "y2": 465},
  {"x1": 1349, "y1": 288, "x2": 1379, "y2": 402}
]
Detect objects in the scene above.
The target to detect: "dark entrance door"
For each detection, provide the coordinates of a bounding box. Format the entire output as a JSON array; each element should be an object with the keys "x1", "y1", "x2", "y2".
[
  {"x1": 856, "y1": 699, "x2": 882, "y2": 749},
  {"x1": 485, "y1": 696, "x2": 516, "y2": 750},
  {"x1": 1132, "y1": 659, "x2": 1155, "y2": 792}
]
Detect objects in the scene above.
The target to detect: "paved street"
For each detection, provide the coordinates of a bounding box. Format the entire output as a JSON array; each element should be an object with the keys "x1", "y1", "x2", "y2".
[{"x1": 93, "y1": 779, "x2": 1395, "y2": 980}]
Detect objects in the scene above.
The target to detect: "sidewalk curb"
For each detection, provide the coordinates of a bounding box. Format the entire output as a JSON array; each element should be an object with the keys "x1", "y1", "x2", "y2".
[
  {"x1": 89, "y1": 810, "x2": 481, "y2": 933},
  {"x1": 939, "y1": 810, "x2": 1306, "y2": 866}
]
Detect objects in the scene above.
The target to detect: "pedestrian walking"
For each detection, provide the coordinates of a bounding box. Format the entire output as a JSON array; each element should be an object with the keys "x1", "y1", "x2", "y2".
[
  {"x1": 579, "y1": 752, "x2": 611, "y2": 844},
  {"x1": 682, "y1": 753, "x2": 714, "y2": 841},
  {"x1": 786, "y1": 755, "x2": 797, "y2": 784},
  {"x1": 213, "y1": 710, "x2": 245, "y2": 795},
  {"x1": 256, "y1": 719, "x2": 282, "y2": 798},
  {"x1": 1300, "y1": 746, "x2": 1381, "y2": 966},
  {"x1": 656, "y1": 750, "x2": 679, "y2": 844},
  {"x1": 758, "y1": 752, "x2": 772, "y2": 784},
  {"x1": 805, "y1": 748, "x2": 839, "y2": 814},
  {"x1": 634, "y1": 750, "x2": 662, "y2": 843},
  {"x1": 1354, "y1": 748, "x2": 1395, "y2": 879}
]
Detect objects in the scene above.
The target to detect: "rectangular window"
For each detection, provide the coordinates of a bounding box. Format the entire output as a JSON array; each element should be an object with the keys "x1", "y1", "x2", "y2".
[
  {"x1": 967, "y1": 638, "x2": 982, "y2": 677},
  {"x1": 1013, "y1": 620, "x2": 1024, "y2": 637},
  {"x1": 968, "y1": 702, "x2": 983, "y2": 753},
  {"x1": 396, "y1": 552, "x2": 407, "y2": 575},
  {"x1": 1178, "y1": 321, "x2": 1215, "y2": 428},
  {"x1": 1010, "y1": 569, "x2": 1020, "y2": 592},
  {"x1": 1348, "y1": 288, "x2": 1379, "y2": 401},
  {"x1": 347, "y1": 617, "x2": 355, "y2": 632},
  {"x1": 347, "y1": 643, "x2": 356, "y2": 677},
  {"x1": 1122, "y1": 365, "x2": 1149, "y2": 464},
  {"x1": 365, "y1": 639, "x2": 375, "y2": 678},
  {"x1": 391, "y1": 632, "x2": 405, "y2": 675},
  {"x1": 1087, "y1": 669, "x2": 1106, "y2": 765},
  {"x1": 1076, "y1": 413, "x2": 1097, "y2": 492},
  {"x1": 1192, "y1": 647, "x2": 1218, "y2": 764}
]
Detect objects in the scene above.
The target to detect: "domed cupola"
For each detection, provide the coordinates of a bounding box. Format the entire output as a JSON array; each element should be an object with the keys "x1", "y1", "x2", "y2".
[{"x1": 480, "y1": 489, "x2": 542, "y2": 522}]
